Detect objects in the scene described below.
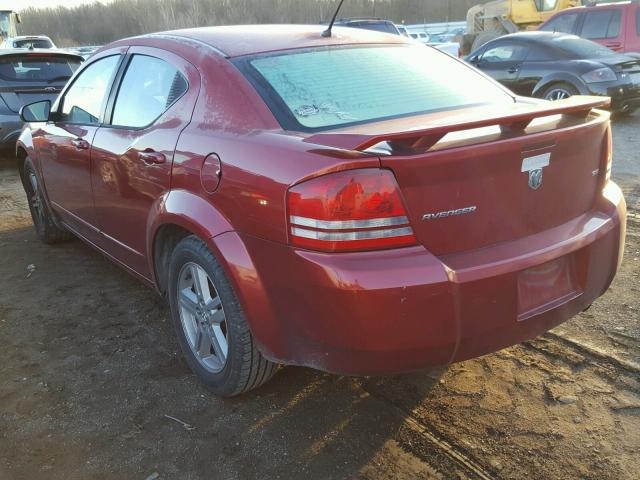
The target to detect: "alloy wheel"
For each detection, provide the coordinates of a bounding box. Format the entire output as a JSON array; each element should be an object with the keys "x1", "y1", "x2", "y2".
[
  {"x1": 544, "y1": 88, "x2": 572, "y2": 101},
  {"x1": 177, "y1": 262, "x2": 228, "y2": 373},
  {"x1": 28, "y1": 172, "x2": 45, "y2": 228}
]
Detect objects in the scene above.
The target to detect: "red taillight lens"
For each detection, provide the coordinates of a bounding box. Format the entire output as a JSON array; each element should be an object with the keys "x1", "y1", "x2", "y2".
[{"x1": 287, "y1": 168, "x2": 416, "y2": 252}]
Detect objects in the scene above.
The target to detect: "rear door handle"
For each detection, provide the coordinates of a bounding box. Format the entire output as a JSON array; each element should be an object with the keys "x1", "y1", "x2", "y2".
[
  {"x1": 138, "y1": 149, "x2": 166, "y2": 165},
  {"x1": 71, "y1": 138, "x2": 89, "y2": 150}
]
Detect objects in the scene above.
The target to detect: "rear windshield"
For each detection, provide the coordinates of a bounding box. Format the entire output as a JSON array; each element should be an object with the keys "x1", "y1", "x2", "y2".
[
  {"x1": 351, "y1": 22, "x2": 399, "y2": 35},
  {"x1": 239, "y1": 45, "x2": 512, "y2": 131},
  {"x1": 0, "y1": 56, "x2": 81, "y2": 82},
  {"x1": 551, "y1": 36, "x2": 616, "y2": 58},
  {"x1": 13, "y1": 39, "x2": 54, "y2": 49}
]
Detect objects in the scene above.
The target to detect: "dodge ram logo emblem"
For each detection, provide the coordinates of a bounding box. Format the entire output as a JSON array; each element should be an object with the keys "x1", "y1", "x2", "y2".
[
  {"x1": 521, "y1": 152, "x2": 550, "y2": 191},
  {"x1": 528, "y1": 168, "x2": 543, "y2": 190}
]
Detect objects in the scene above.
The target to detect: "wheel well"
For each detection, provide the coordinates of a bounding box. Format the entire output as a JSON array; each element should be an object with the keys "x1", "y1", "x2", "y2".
[
  {"x1": 16, "y1": 146, "x2": 27, "y2": 181},
  {"x1": 153, "y1": 224, "x2": 192, "y2": 295}
]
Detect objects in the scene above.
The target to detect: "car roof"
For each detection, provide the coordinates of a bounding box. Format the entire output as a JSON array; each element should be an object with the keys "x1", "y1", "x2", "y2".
[
  {"x1": 492, "y1": 31, "x2": 578, "y2": 43},
  {"x1": 142, "y1": 24, "x2": 410, "y2": 57},
  {"x1": 5, "y1": 35, "x2": 52, "y2": 41}
]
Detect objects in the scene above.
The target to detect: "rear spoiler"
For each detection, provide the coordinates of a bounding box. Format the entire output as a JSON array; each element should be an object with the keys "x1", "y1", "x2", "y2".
[{"x1": 303, "y1": 96, "x2": 610, "y2": 152}]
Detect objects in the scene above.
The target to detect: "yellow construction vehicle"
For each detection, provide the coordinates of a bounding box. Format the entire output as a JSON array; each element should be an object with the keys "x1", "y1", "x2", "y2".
[{"x1": 463, "y1": 0, "x2": 583, "y2": 54}]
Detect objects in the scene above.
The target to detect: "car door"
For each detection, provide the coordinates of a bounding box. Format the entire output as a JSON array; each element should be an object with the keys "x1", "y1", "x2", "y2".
[
  {"x1": 475, "y1": 42, "x2": 528, "y2": 94},
  {"x1": 578, "y1": 8, "x2": 624, "y2": 52},
  {"x1": 90, "y1": 47, "x2": 199, "y2": 277},
  {"x1": 38, "y1": 52, "x2": 123, "y2": 240},
  {"x1": 516, "y1": 43, "x2": 561, "y2": 97}
]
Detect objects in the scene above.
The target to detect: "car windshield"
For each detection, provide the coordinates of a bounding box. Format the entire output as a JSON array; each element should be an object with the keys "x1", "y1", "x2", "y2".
[
  {"x1": 551, "y1": 36, "x2": 616, "y2": 58},
  {"x1": 0, "y1": 56, "x2": 81, "y2": 82},
  {"x1": 14, "y1": 39, "x2": 54, "y2": 49},
  {"x1": 242, "y1": 44, "x2": 513, "y2": 130}
]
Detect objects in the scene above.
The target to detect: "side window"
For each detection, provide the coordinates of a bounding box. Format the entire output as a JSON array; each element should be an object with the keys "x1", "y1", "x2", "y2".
[
  {"x1": 540, "y1": 13, "x2": 580, "y2": 34},
  {"x1": 525, "y1": 45, "x2": 555, "y2": 62},
  {"x1": 111, "y1": 55, "x2": 188, "y2": 128},
  {"x1": 60, "y1": 55, "x2": 120, "y2": 124},
  {"x1": 581, "y1": 10, "x2": 621, "y2": 39},
  {"x1": 636, "y1": 7, "x2": 640, "y2": 35},
  {"x1": 481, "y1": 44, "x2": 527, "y2": 63}
]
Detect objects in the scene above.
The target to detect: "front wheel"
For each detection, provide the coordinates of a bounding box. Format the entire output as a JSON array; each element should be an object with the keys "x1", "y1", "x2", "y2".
[
  {"x1": 541, "y1": 82, "x2": 579, "y2": 101},
  {"x1": 22, "y1": 156, "x2": 72, "y2": 244},
  {"x1": 167, "y1": 235, "x2": 277, "y2": 396}
]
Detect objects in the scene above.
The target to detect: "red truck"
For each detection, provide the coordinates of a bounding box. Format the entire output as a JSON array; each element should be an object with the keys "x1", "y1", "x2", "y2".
[{"x1": 540, "y1": 1, "x2": 640, "y2": 54}]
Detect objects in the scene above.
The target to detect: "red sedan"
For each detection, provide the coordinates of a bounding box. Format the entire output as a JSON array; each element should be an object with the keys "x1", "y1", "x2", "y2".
[{"x1": 16, "y1": 26, "x2": 626, "y2": 396}]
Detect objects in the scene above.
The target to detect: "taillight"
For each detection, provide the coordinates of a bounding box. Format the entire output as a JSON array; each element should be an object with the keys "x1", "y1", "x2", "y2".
[{"x1": 287, "y1": 168, "x2": 416, "y2": 252}]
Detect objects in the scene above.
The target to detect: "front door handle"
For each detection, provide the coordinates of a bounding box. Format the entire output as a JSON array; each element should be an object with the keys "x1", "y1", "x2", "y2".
[
  {"x1": 138, "y1": 149, "x2": 166, "y2": 165},
  {"x1": 71, "y1": 138, "x2": 89, "y2": 150},
  {"x1": 508, "y1": 65, "x2": 520, "y2": 74}
]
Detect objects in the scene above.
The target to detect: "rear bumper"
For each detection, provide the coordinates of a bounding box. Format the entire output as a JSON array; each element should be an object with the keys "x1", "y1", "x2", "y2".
[
  {"x1": 587, "y1": 82, "x2": 640, "y2": 112},
  {"x1": 218, "y1": 182, "x2": 626, "y2": 376}
]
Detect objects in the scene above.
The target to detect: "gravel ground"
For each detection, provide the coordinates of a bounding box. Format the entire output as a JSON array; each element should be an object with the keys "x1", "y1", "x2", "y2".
[{"x1": 0, "y1": 115, "x2": 638, "y2": 480}]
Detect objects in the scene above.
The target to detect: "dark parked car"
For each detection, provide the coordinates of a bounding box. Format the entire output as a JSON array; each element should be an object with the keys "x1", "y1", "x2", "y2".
[
  {"x1": 467, "y1": 31, "x2": 640, "y2": 114},
  {"x1": 0, "y1": 49, "x2": 82, "y2": 147},
  {"x1": 16, "y1": 26, "x2": 625, "y2": 396},
  {"x1": 539, "y1": 0, "x2": 640, "y2": 54}
]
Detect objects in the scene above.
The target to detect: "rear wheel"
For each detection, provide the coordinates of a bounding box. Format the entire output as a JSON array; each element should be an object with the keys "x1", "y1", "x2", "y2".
[
  {"x1": 542, "y1": 82, "x2": 579, "y2": 101},
  {"x1": 167, "y1": 235, "x2": 277, "y2": 396},
  {"x1": 22, "y1": 156, "x2": 71, "y2": 244}
]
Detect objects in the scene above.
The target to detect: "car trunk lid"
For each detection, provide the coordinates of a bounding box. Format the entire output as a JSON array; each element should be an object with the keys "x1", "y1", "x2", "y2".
[
  {"x1": 0, "y1": 85, "x2": 64, "y2": 112},
  {"x1": 304, "y1": 96, "x2": 611, "y2": 256}
]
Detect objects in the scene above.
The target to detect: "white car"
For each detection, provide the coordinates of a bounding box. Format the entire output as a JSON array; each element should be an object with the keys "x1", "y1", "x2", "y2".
[{"x1": 0, "y1": 35, "x2": 56, "y2": 49}]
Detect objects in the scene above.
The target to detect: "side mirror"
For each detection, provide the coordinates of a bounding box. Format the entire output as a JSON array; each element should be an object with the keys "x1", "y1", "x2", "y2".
[
  {"x1": 468, "y1": 55, "x2": 480, "y2": 65},
  {"x1": 20, "y1": 100, "x2": 51, "y2": 122}
]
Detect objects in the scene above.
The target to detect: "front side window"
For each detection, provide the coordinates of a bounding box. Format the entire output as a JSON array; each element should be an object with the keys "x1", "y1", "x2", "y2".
[
  {"x1": 481, "y1": 44, "x2": 528, "y2": 63},
  {"x1": 540, "y1": 13, "x2": 580, "y2": 34},
  {"x1": 0, "y1": 55, "x2": 80, "y2": 82},
  {"x1": 111, "y1": 55, "x2": 188, "y2": 128},
  {"x1": 60, "y1": 55, "x2": 120, "y2": 125},
  {"x1": 581, "y1": 10, "x2": 622, "y2": 39},
  {"x1": 240, "y1": 45, "x2": 512, "y2": 131}
]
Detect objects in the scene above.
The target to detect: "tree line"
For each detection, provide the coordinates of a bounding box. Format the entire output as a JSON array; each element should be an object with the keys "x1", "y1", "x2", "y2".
[{"x1": 19, "y1": 0, "x2": 482, "y2": 46}]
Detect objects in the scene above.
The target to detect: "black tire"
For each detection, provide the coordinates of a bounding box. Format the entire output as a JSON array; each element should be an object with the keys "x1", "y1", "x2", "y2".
[
  {"x1": 167, "y1": 235, "x2": 277, "y2": 396},
  {"x1": 22, "y1": 156, "x2": 72, "y2": 244},
  {"x1": 541, "y1": 82, "x2": 579, "y2": 101}
]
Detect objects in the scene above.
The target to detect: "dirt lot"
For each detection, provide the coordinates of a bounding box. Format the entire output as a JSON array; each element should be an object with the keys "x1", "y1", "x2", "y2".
[{"x1": 0, "y1": 115, "x2": 639, "y2": 480}]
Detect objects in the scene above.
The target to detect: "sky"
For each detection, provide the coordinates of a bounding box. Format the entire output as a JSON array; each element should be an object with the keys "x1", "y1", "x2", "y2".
[{"x1": 9, "y1": 0, "x2": 113, "y2": 10}]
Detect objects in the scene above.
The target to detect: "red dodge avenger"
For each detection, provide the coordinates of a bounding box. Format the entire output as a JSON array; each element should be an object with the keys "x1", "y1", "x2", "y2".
[{"x1": 16, "y1": 25, "x2": 626, "y2": 396}]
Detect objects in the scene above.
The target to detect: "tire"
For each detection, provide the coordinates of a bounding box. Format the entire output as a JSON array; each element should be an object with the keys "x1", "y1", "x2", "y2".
[
  {"x1": 541, "y1": 82, "x2": 579, "y2": 101},
  {"x1": 471, "y1": 30, "x2": 504, "y2": 52},
  {"x1": 167, "y1": 235, "x2": 277, "y2": 396},
  {"x1": 22, "y1": 156, "x2": 72, "y2": 244}
]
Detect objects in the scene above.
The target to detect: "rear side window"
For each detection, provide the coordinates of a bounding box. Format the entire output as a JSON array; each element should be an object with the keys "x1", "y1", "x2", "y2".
[
  {"x1": 0, "y1": 55, "x2": 80, "y2": 82},
  {"x1": 637, "y1": 7, "x2": 640, "y2": 35},
  {"x1": 60, "y1": 55, "x2": 120, "y2": 125},
  {"x1": 540, "y1": 13, "x2": 580, "y2": 34},
  {"x1": 241, "y1": 45, "x2": 512, "y2": 131},
  {"x1": 111, "y1": 55, "x2": 188, "y2": 128},
  {"x1": 581, "y1": 10, "x2": 622, "y2": 39}
]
